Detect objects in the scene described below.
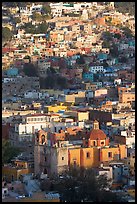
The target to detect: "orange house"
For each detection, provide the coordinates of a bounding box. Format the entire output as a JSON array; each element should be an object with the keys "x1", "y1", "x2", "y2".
[{"x1": 2, "y1": 162, "x2": 34, "y2": 182}]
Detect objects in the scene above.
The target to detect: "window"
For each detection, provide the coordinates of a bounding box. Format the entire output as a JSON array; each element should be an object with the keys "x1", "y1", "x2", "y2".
[
  {"x1": 73, "y1": 160, "x2": 76, "y2": 166},
  {"x1": 41, "y1": 135, "x2": 45, "y2": 144},
  {"x1": 108, "y1": 152, "x2": 112, "y2": 158},
  {"x1": 62, "y1": 157, "x2": 64, "y2": 160},
  {"x1": 86, "y1": 152, "x2": 90, "y2": 158}
]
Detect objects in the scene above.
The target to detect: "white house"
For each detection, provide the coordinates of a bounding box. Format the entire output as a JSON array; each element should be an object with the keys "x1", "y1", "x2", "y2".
[
  {"x1": 24, "y1": 90, "x2": 39, "y2": 99},
  {"x1": 89, "y1": 65, "x2": 104, "y2": 73},
  {"x1": 12, "y1": 113, "x2": 60, "y2": 142},
  {"x1": 121, "y1": 130, "x2": 135, "y2": 148}
]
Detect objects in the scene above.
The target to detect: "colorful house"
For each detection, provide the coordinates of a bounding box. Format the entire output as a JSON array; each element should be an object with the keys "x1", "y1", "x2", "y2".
[
  {"x1": 83, "y1": 72, "x2": 94, "y2": 81},
  {"x1": 6, "y1": 68, "x2": 19, "y2": 76}
]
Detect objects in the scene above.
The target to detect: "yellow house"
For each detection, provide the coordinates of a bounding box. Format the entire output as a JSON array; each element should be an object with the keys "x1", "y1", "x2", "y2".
[
  {"x1": 44, "y1": 105, "x2": 68, "y2": 113},
  {"x1": 32, "y1": 102, "x2": 41, "y2": 109},
  {"x1": 100, "y1": 144, "x2": 127, "y2": 162},
  {"x1": 127, "y1": 188, "x2": 135, "y2": 198},
  {"x1": 2, "y1": 160, "x2": 34, "y2": 182}
]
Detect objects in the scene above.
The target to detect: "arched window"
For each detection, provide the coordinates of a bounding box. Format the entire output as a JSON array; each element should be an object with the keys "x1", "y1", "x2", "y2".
[
  {"x1": 93, "y1": 141, "x2": 96, "y2": 146},
  {"x1": 101, "y1": 141, "x2": 104, "y2": 145},
  {"x1": 41, "y1": 135, "x2": 45, "y2": 144}
]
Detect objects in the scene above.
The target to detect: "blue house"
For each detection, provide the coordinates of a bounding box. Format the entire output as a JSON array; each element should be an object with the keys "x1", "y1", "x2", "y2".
[
  {"x1": 104, "y1": 67, "x2": 114, "y2": 73},
  {"x1": 128, "y1": 40, "x2": 135, "y2": 47},
  {"x1": 98, "y1": 53, "x2": 108, "y2": 60},
  {"x1": 7, "y1": 68, "x2": 18, "y2": 76},
  {"x1": 83, "y1": 72, "x2": 94, "y2": 81}
]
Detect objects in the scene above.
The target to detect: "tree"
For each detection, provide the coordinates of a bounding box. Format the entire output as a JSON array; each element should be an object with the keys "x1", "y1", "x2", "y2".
[
  {"x1": 14, "y1": 17, "x2": 21, "y2": 24},
  {"x1": 42, "y1": 14, "x2": 51, "y2": 21},
  {"x1": 37, "y1": 22, "x2": 49, "y2": 34},
  {"x1": 110, "y1": 43, "x2": 119, "y2": 57},
  {"x1": 102, "y1": 31, "x2": 113, "y2": 41},
  {"x1": 121, "y1": 26, "x2": 133, "y2": 38},
  {"x1": 102, "y1": 40, "x2": 110, "y2": 48},
  {"x1": 45, "y1": 75, "x2": 56, "y2": 89},
  {"x1": 57, "y1": 76, "x2": 67, "y2": 89},
  {"x1": 42, "y1": 5, "x2": 51, "y2": 15},
  {"x1": 76, "y1": 55, "x2": 85, "y2": 64},
  {"x1": 32, "y1": 12, "x2": 42, "y2": 22},
  {"x1": 22, "y1": 22, "x2": 36, "y2": 34},
  {"x1": 2, "y1": 27, "x2": 13, "y2": 42},
  {"x1": 103, "y1": 59, "x2": 109, "y2": 68},
  {"x1": 23, "y1": 63, "x2": 38, "y2": 77},
  {"x1": 53, "y1": 166, "x2": 124, "y2": 202},
  {"x1": 115, "y1": 2, "x2": 135, "y2": 16},
  {"x1": 2, "y1": 139, "x2": 21, "y2": 165},
  {"x1": 119, "y1": 56, "x2": 128, "y2": 63},
  {"x1": 114, "y1": 33, "x2": 121, "y2": 39}
]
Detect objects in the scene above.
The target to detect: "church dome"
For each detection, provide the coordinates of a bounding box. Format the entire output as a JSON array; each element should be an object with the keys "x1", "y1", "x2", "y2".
[{"x1": 89, "y1": 120, "x2": 106, "y2": 140}]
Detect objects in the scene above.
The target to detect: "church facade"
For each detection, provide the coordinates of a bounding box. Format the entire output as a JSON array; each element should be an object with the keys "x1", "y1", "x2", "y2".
[{"x1": 34, "y1": 121, "x2": 127, "y2": 177}]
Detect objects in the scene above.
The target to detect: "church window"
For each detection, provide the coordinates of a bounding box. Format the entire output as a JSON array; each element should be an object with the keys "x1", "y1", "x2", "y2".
[
  {"x1": 86, "y1": 152, "x2": 90, "y2": 158},
  {"x1": 108, "y1": 152, "x2": 112, "y2": 158},
  {"x1": 41, "y1": 135, "x2": 45, "y2": 144}
]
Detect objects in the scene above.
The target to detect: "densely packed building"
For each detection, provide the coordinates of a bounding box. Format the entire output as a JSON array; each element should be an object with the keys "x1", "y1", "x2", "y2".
[{"x1": 2, "y1": 2, "x2": 135, "y2": 202}]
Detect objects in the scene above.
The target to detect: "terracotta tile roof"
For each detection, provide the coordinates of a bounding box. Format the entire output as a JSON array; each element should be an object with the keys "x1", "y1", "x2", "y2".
[{"x1": 89, "y1": 129, "x2": 106, "y2": 140}]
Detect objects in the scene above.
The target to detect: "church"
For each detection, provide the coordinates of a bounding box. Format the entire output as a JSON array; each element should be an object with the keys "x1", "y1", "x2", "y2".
[{"x1": 34, "y1": 120, "x2": 127, "y2": 178}]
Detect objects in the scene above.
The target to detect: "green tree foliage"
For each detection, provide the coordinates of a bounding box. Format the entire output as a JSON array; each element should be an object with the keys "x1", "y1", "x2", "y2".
[
  {"x1": 42, "y1": 5, "x2": 51, "y2": 15},
  {"x1": 2, "y1": 139, "x2": 21, "y2": 165},
  {"x1": 42, "y1": 14, "x2": 51, "y2": 21},
  {"x1": 53, "y1": 166, "x2": 124, "y2": 202},
  {"x1": 102, "y1": 40, "x2": 110, "y2": 48},
  {"x1": 76, "y1": 55, "x2": 85, "y2": 64},
  {"x1": 23, "y1": 63, "x2": 38, "y2": 77},
  {"x1": 102, "y1": 31, "x2": 113, "y2": 41},
  {"x1": 114, "y1": 33, "x2": 122, "y2": 39},
  {"x1": 110, "y1": 43, "x2": 119, "y2": 57},
  {"x1": 115, "y1": 2, "x2": 135, "y2": 16},
  {"x1": 121, "y1": 26, "x2": 133, "y2": 38},
  {"x1": 2, "y1": 27, "x2": 13, "y2": 42},
  {"x1": 119, "y1": 56, "x2": 128, "y2": 63},
  {"x1": 66, "y1": 12, "x2": 80, "y2": 17},
  {"x1": 32, "y1": 12, "x2": 42, "y2": 22},
  {"x1": 21, "y1": 22, "x2": 36, "y2": 34},
  {"x1": 14, "y1": 17, "x2": 21, "y2": 24},
  {"x1": 40, "y1": 68, "x2": 68, "y2": 89},
  {"x1": 21, "y1": 22, "x2": 49, "y2": 34},
  {"x1": 103, "y1": 60, "x2": 109, "y2": 68},
  {"x1": 37, "y1": 22, "x2": 49, "y2": 34},
  {"x1": 57, "y1": 76, "x2": 67, "y2": 89}
]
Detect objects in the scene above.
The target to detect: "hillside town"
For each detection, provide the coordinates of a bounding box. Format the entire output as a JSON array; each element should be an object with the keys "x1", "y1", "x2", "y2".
[{"x1": 2, "y1": 2, "x2": 135, "y2": 202}]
